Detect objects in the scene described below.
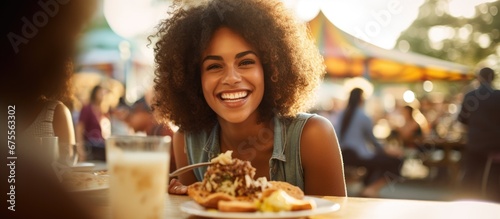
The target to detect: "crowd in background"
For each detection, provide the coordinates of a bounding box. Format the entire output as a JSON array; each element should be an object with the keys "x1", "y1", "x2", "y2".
[
  {"x1": 70, "y1": 84, "x2": 174, "y2": 168},
  {"x1": 315, "y1": 88, "x2": 466, "y2": 148},
  {"x1": 314, "y1": 70, "x2": 499, "y2": 201}
]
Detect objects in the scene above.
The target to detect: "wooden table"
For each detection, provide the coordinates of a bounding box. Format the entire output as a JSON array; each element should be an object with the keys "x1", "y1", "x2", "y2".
[
  {"x1": 166, "y1": 195, "x2": 500, "y2": 219},
  {"x1": 84, "y1": 193, "x2": 500, "y2": 219},
  {"x1": 84, "y1": 161, "x2": 499, "y2": 218}
]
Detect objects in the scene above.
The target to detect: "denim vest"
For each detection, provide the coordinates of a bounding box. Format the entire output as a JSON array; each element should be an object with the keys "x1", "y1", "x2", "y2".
[{"x1": 184, "y1": 113, "x2": 315, "y2": 191}]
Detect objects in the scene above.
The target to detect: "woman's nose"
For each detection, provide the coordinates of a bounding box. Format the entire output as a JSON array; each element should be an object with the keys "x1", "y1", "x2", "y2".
[{"x1": 222, "y1": 65, "x2": 241, "y2": 85}]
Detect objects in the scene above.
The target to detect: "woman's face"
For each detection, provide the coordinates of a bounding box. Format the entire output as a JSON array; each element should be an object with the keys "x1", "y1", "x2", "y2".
[
  {"x1": 200, "y1": 27, "x2": 265, "y2": 124},
  {"x1": 94, "y1": 88, "x2": 105, "y2": 103}
]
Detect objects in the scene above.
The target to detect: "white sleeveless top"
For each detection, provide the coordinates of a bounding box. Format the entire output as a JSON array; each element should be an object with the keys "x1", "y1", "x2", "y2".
[{"x1": 22, "y1": 100, "x2": 60, "y2": 138}]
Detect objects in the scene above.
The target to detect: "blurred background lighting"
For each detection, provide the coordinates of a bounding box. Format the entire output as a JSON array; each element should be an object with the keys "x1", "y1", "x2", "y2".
[
  {"x1": 373, "y1": 119, "x2": 392, "y2": 139},
  {"x1": 448, "y1": 103, "x2": 458, "y2": 114},
  {"x1": 477, "y1": 33, "x2": 492, "y2": 48},
  {"x1": 343, "y1": 77, "x2": 374, "y2": 99},
  {"x1": 449, "y1": 0, "x2": 477, "y2": 18},
  {"x1": 403, "y1": 90, "x2": 415, "y2": 103},
  {"x1": 423, "y1": 80, "x2": 434, "y2": 92},
  {"x1": 448, "y1": 0, "x2": 498, "y2": 18},
  {"x1": 428, "y1": 26, "x2": 455, "y2": 42},
  {"x1": 290, "y1": 0, "x2": 321, "y2": 21},
  {"x1": 383, "y1": 94, "x2": 396, "y2": 113},
  {"x1": 104, "y1": 0, "x2": 169, "y2": 39}
]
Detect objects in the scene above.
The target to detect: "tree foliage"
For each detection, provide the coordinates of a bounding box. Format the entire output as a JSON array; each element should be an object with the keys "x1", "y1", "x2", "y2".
[{"x1": 397, "y1": 0, "x2": 500, "y2": 67}]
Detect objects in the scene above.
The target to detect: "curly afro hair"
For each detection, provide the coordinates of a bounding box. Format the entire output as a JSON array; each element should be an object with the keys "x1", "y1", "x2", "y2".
[{"x1": 151, "y1": 0, "x2": 325, "y2": 132}]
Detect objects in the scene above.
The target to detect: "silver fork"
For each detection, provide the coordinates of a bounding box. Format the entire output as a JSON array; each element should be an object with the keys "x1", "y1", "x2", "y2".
[{"x1": 169, "y1": 162, "x2": 212, "y2": 178}]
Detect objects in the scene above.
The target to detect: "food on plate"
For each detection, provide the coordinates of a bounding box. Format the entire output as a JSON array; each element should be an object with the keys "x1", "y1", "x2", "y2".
[
  {"x1": 187, "y1": 151, "x2": 315, "y2": 212},
  {"x1": 260, "y1": 188, "x2": 315, "y2": 212},
  {"x1": 187, "y1": 151, "x2": 268, "y2": 209},
  {"x1": 263, "y1": 181, "x2": 304, "y2": 200},
  {"x1": 61, "y1": 171, "x2": 108, "y2": 191},
  {"x1": 218, "y1": 200, "x2": 259, "y2": 212},
  {"x1": 93, "y1": 170, "x2": 109, "y2": 176}
]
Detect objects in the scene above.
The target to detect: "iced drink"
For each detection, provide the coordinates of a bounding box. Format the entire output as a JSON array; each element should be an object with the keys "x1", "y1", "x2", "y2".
[
  {"x1": 106, "y1": 136, "x2": 171, "y2": 219},
  {"x1": 39, "y1": 136, "x2": 59, "y2": 164}
]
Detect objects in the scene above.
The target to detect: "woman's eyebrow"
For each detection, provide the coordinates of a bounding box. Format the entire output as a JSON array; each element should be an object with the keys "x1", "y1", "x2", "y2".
[
  {"x1": 235, "y1": 50, "x2": 257, "y2": 59},
  {"x1": 202, "y1": 55, "x2": 222, "y2": 64},
  {"x1": 202, "y1": 50, "x2": 257, "y2": 64}
]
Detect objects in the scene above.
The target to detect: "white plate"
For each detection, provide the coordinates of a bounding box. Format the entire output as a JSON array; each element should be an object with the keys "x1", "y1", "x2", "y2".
[
  {"x1": 63, "y1": 172, "x2": 109, "y2": 193},
  {"x1": 71, "y1": 162, "x2": 95, "y2": 172},
  {"x1": 180, "y1": 196, "x2": 340, "y2": 218}
]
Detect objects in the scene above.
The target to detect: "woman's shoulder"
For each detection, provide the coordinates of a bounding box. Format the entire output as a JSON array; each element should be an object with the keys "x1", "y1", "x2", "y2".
[
  {"x1": 299, "y1": 114, "x2": 339, "y2": 167},
  {"x1": 52, "y1": 101, "x2": 72, "y2": 120},
  {"x1": 278, "y1": 113, "x2": 332, "y2": 127},
  {"x1": 301, "y1": 114, "x2": 334, "y2": 134},
  {"x1": 279, "y1": 113, "x2": 334, "y2": 137}
]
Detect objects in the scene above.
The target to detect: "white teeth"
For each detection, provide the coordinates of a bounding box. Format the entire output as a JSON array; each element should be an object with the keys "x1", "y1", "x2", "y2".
[{"x1": 220, "y1": 91, "x2": 248, "y2": 100}]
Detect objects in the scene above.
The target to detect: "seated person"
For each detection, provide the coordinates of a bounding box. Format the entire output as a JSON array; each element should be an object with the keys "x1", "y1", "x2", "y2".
[
  {"x1": 393, "y1": 106, "x2": 423, "y2": 150},
  {"x1": 336, "y1": 88, "x2": 403, "y2": 198},
  {"x1": 128, "y1": 97, "x2": 176, "y2": 172}
]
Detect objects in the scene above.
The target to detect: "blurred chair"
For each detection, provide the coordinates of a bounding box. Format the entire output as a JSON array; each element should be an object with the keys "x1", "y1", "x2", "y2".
[{"x1": 481, "y1": 152, "x2": 500, "y2": 197}]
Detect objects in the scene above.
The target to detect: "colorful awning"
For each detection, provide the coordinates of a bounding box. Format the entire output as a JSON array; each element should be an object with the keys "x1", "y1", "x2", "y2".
[{"x1": 308, "y1": 11, "x2": 474, "y2": 82}]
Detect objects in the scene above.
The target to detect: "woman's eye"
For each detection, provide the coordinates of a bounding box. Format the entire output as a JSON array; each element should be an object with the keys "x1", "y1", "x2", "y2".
[
  {"x1": 206, "y1": 64, "x2": 221, "y2": 71},
  {"x1": 239, "y1": 59, "x2": 255, "y2": 66}
]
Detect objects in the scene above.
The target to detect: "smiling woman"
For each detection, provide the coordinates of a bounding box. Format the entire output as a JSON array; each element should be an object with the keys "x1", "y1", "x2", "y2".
[{"x1": 151, "y1": 0, "x2": 346, "y2": 197}]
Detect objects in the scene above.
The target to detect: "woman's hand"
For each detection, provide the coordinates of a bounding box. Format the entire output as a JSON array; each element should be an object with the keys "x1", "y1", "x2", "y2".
[{"x1": 168, "y1": 178, "x2": 188, "y2": 195}]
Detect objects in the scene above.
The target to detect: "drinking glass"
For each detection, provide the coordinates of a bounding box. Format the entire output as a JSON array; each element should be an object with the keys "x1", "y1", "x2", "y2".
[
  {"x1": 38, "y1": 136, "x2": 59, "y2": 164},
  {"x1": 57, "y1": 143, "x2": 79, "y2": 166},
  {"x1": 106, "y1": 136, "x2": 171, "y2": 219}
]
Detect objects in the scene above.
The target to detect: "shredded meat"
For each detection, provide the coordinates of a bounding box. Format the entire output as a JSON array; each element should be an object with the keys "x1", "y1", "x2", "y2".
[{"x1": 201, "y1": 158, "x2": 267, "y2": 198}]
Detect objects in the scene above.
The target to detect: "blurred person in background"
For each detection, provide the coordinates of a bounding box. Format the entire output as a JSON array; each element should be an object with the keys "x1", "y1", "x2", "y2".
[
  {"x1": 110, "y1": 97, "x2": 133, "y2": 135},
  {"x1": 388, "y1": 105, "x2": 424, "y2": 158},
  {"x1": 128, "y1": 96, "x2": 176, "y2": 172},
  {"x1": 395, "y1": 106, "x2": 422, "y2": 149},
  {"x1": 128, "y1": 97, "x2": 174, "y2": 137},
  {"x1": 0, "y1": 0, "x2": 95, "y2": 218},
  {"x1": 335, "y1": 88, "x2": 403, "y2": 198},
  {"x1": 76, "y1": 85, "x2": 111, "y2": 161},
  {"x1": 457, "y1": 67, "x2": 500, "y2": 200}
]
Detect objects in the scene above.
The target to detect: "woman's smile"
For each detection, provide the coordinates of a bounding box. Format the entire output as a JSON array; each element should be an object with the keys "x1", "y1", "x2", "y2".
[
  {"x1": 219, "y1": 91, "x2": 249, "y2": 101},
  {"x1": 216, "y1": 90, "x2": 251, "y2": 109}
]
